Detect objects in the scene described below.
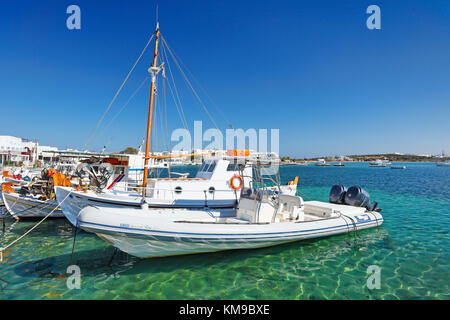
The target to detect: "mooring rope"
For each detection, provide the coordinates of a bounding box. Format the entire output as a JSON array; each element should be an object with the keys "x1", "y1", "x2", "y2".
[{"x1": 0, "y1": 190, "x2": 73, "y2": 262}]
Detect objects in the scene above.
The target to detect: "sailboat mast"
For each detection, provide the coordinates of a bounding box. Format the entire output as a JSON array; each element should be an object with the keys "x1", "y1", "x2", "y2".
[{"x1": 143, "y1": 24, "x2": 160, "y2": 193}]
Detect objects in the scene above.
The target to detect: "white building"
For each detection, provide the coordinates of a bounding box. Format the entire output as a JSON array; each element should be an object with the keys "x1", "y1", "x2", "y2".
[
  {"x1": 0, "y1": 135, "x2": 35, "y2": 165},
  {"x1": 0, "y1": 135, "x2": 57, "y2": 166}
]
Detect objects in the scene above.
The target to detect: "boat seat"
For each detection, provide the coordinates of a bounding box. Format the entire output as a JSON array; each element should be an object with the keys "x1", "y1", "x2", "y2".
[
  {"x1": 304, "y1": 201, "x2": 367, "y2": 217},
  {"x1": 276, "y1": 194, "x2": 305, "y2": 221},
  {"x1": 303, "y1": 213, "x2": 323, "y2": 221}
]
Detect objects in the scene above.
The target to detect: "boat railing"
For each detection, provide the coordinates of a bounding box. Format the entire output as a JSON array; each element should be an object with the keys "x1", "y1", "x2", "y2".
[{"x1": 108, "y1": 181, "x2": 240, "y2": 200}]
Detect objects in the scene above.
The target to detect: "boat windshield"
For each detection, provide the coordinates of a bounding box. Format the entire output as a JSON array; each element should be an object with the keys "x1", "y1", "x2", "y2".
[
  {"x1": 198, "y1": 161, "x2": 216, "y2": 173},
  {"x1": 227, "y1": 162, "x2": 244, "y2": 172}
]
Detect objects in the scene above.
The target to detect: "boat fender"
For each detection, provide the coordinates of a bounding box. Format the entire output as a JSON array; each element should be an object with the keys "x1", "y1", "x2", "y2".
[{"x1": 230, "y1": 175, "x2": 243, "y2": 190}]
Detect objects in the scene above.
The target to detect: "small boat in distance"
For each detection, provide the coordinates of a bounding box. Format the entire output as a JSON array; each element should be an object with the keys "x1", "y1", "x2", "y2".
[
  {"x1": 369, "y1": 159, "x2": 390, "y2": 167},
  {"x1": 315, "y1": 159, "x2": 330, "y2": 166},
  {"x1": 436, "y1": 161, "x2": 450, "y2": 167},
  {"x1": 391, "y1": 165, "x2": 406, "y2": 169},
  {"x1": 334, "y1": 162, "x2": 344, "y2": 167}
]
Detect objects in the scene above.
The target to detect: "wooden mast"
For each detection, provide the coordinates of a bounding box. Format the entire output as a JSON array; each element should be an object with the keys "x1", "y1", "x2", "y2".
[{"x1": 142, "y1": 23, "x2": 160, "y2": 195}]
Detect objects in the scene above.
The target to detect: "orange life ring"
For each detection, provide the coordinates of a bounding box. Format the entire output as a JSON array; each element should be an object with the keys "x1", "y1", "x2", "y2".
[{"x1": 230, "y1": 175, "x2": 243, "y2": 190}]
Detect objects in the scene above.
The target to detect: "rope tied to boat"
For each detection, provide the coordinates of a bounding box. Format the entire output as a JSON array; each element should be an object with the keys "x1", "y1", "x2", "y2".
[
  {"x1": 340, "y1": 212, "x2": 359, "y2": 240},
  {"x1": 0, "y1": 190, "x2": 73, "y2": 262}
]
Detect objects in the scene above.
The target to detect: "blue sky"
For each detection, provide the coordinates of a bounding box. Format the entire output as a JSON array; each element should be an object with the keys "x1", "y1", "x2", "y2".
[{"x1": 0, "y1": 0, "x2": 449, "y2": 158}]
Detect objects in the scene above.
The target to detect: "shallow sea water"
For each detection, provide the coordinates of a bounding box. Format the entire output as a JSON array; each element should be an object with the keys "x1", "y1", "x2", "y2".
[{"x1": 0, "y1": 162, "x2": 448, "y2": 299}]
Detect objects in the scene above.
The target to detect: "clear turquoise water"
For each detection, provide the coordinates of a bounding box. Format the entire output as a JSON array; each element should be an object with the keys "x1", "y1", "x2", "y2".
[{"x1": 1, "y1": 162, "x2": 449, "y2": 299}]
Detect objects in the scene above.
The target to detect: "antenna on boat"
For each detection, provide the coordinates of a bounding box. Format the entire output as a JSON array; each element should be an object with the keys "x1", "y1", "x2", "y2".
[{"x1": 138, "y1": 139, "x2": 145, "y2": 154}]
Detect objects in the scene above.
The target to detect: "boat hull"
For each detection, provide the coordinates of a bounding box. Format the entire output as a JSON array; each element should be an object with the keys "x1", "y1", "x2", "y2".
[
  {"x1": 55, "y1": 186, "x2": 238, "y2": 227},
  {"x1": 78, "y1": 206, "x2": 383, "y2": 258},
  {"x1": 1, "y1": 192, "x2": 63, "y2": 218},
  {"x1": 436, "y1": 162, "x2": 450, "y2": 167}
]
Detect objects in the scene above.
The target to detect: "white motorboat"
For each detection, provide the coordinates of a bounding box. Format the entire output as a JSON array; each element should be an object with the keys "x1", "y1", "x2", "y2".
[
  {"x1": 76, "y1": 177, "x2": 383, "y2": 258},
  {"x1": 315, "y1": 159, "x2": 330, "y2": 166},
  {"x1": 368, "y1": 159, "x2": 390, "y2": 167},
  {"x1": 436, "y1": 161, "x2": 450, "y2": 167}
]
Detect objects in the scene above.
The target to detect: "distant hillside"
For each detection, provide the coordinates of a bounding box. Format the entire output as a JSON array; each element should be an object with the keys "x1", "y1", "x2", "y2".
[
  {"x1": 346, "y1": 154, "x2": 449, "y2": 162},
  {"x1": 287, "y1": 154, "x2": 450, "y2": 162}
]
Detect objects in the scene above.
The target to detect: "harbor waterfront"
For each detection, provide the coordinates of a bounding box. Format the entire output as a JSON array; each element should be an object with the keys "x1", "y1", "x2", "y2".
[{"x1": 0, "y1": 162, "x2": 448, "y2": 299}]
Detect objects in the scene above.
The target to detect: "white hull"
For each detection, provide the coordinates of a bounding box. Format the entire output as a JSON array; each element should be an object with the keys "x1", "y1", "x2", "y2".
[
  {"x1": 55, "y1": 186, "x2": 239, "y2": 227},
  {"x1": 369, "y1": 160, "x2": 390, "y2": 167},
  {"x1": 436, "y1": 162, "x2": 450, "y2": 167},
  {"x1": 1, "y1": 192, "x2": 63, "y2": 218},
  {"x1": 78, "y1": 203, "x2": 383, "y2": 258}
]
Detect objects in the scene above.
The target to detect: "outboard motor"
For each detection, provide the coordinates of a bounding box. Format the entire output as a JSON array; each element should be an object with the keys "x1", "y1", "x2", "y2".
[
  {"x1": 344, "y1": 186, "x2": 370, "y2": 209},
  {"x1": 329, "y1": 185, "x2": 347, "y2": 204}
]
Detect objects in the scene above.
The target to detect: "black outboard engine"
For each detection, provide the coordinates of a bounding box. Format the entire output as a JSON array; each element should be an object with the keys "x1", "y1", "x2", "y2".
[
  {"x1": 344, "y1": 186, "x2": 370, "y2": 208},
  {"x1": 329, "y1": 185, "x2": 347, "y2": 204}
]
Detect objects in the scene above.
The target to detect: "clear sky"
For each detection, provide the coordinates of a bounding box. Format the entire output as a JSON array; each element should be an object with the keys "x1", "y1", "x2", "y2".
[{"x1": 0, "y1": 0, "x2": 449, "y2": 158}]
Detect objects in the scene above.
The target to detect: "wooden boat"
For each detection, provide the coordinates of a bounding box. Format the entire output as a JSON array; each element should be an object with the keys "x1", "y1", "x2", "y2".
[
  {"x1": 1, "y1": 169, "x2": 72, "y2": 219},
  {"x1": 55, "y1": 23, "x2": 299, "y2": 227}
]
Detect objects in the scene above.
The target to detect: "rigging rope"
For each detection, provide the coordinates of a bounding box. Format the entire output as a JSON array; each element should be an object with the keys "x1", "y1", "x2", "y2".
[
  {"x1": 162, "y1": 74, "x2": 170, "y2": 151},
  {"x1": 98, "y1": 76, "x2": 150, "y2": 137},
  {"x1": 160, "y1": 41, "x2": 189, "y2": 130},
  {"x1": 82, "y1": 33, "x2": 155, "y2": 151},
  {"x1": 157, "y1": 77, "x2": 167, "y2": 152},
  {"x1": 161, "y1": 35, "x2": 220, "y2": 130},
  {"x1": 162, "y1": 36, "x2": 234, "y2": 129}
]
